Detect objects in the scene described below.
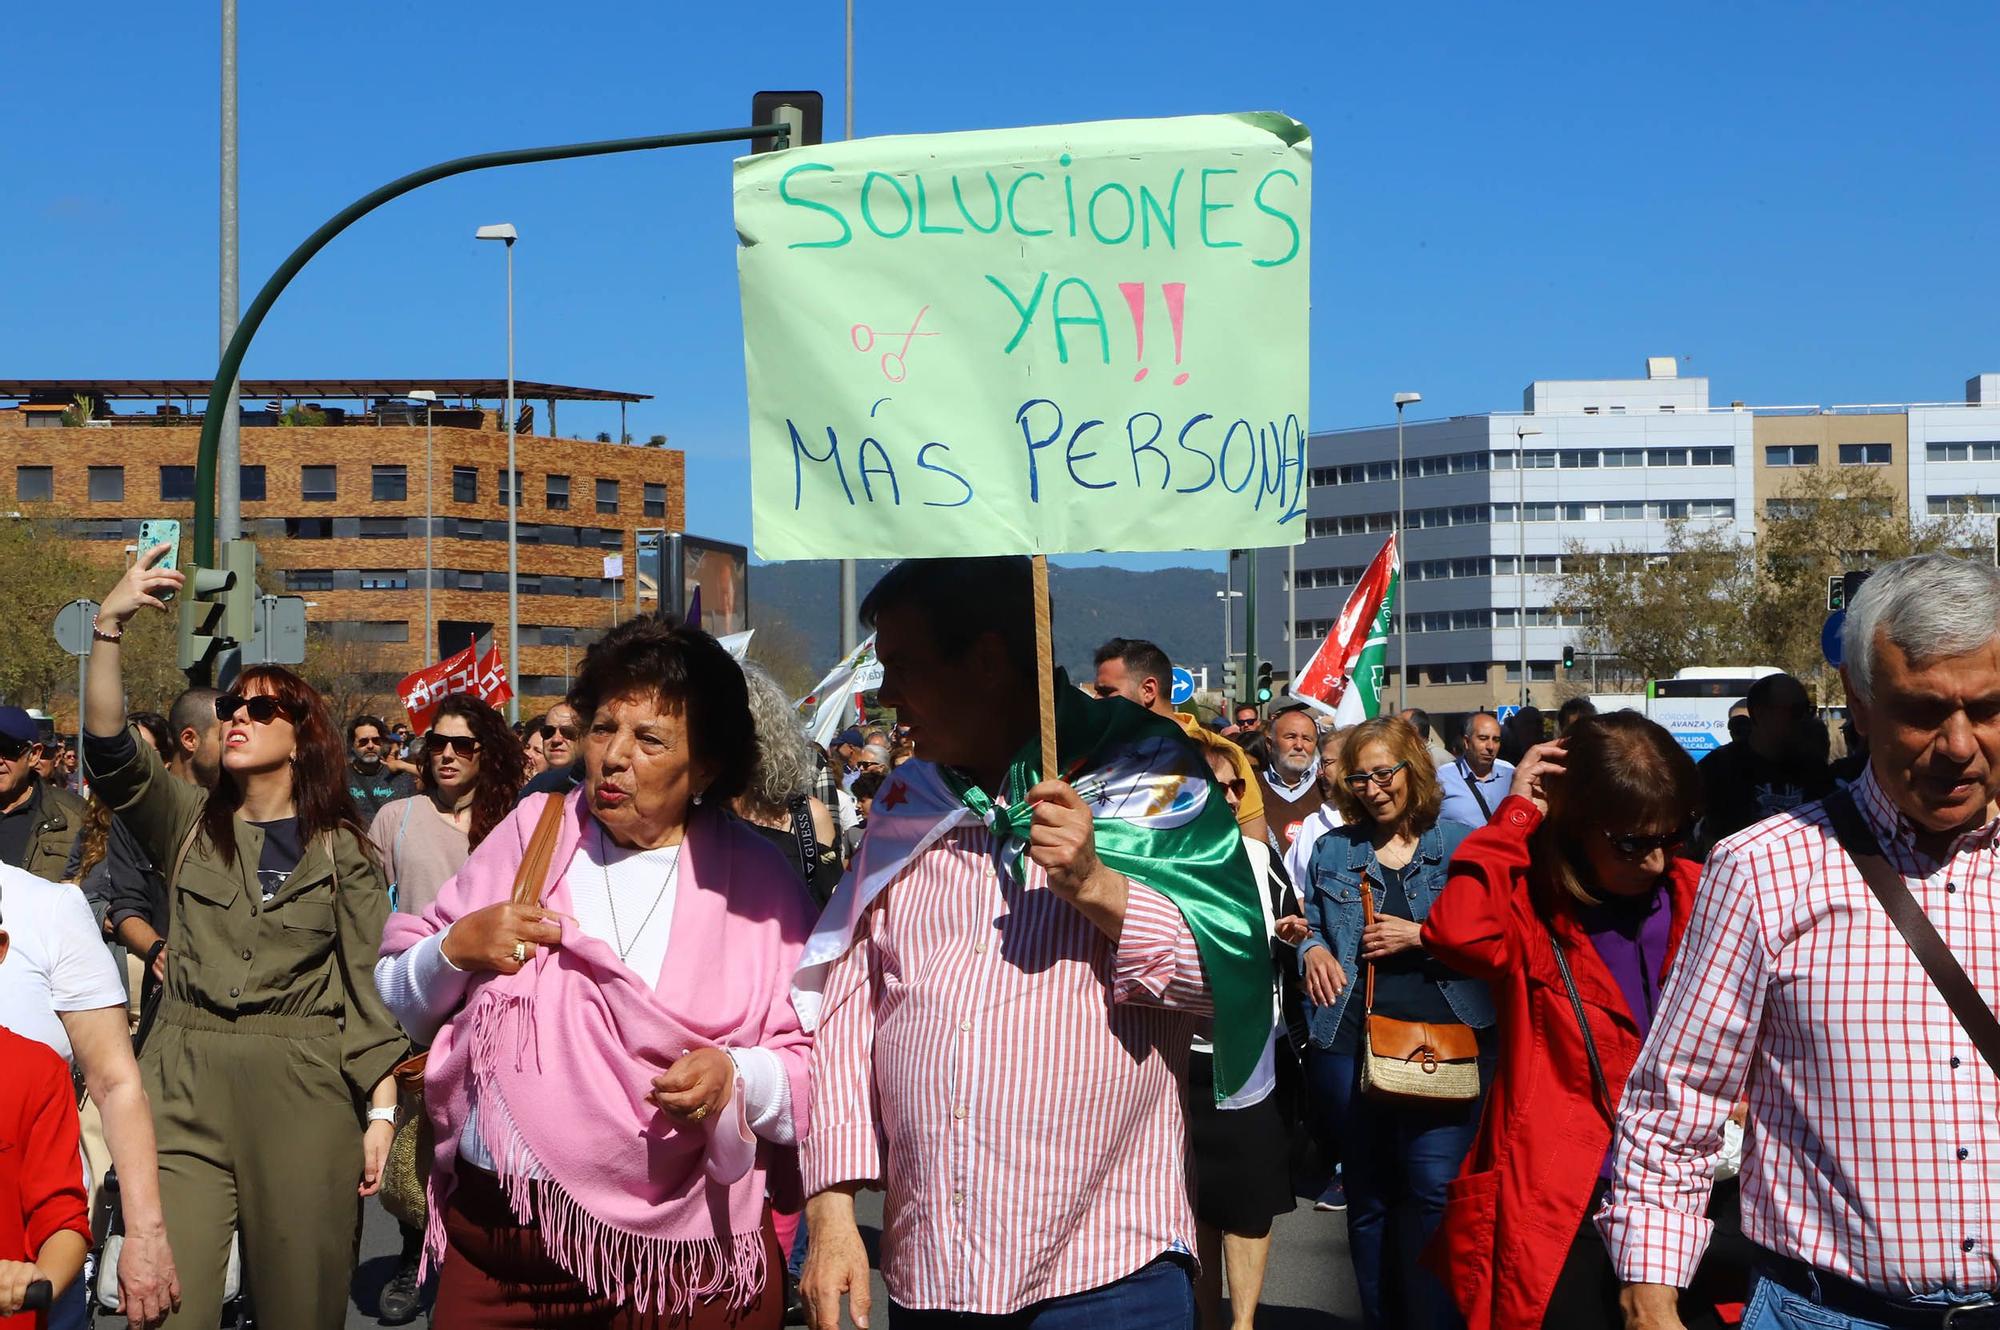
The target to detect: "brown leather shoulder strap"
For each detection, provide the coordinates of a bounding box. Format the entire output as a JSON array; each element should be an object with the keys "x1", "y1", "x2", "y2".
[
  {"x1": 512, "y1": 794, "x2": 568, "y2": 909},
  {"x1": 1824, "y1": 785, "x2": 2000, "y2": 1080},
  {"x1": 1361, "y1": 873, "x2": 1377, "y2": 1014}
]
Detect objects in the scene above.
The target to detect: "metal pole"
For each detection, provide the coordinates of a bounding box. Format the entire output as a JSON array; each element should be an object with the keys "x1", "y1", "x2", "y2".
[
  {"x1": 504, "y1": 239, "x2": 519, "y2": 722},
  {"x1": 1518, "y1": 449, "x2": 1527, "y2": 706},
  {"x1": 423, "y1": 401, "x2": 434, "y2": 661},
  {"x1": 1244, "y1": 551, "x2": 1258, "y2": 709},
  {"x1": 217, "y1": 0, "x2": 242, "y2": 542},
  {"x1": 1396, "y1": 403, "x2": 1407, "y2": 712},
  {"x1": 186, "y1": 122, "x2": 792, "y2": 569},
  {"x1": 76, "y1": 645, "x2": 87, "y2": 794},
  {"x1": 1286, "y1": 542, "x2": 1297, "y2": 683},
  {"x1": 837, "y1": 0, "x2": 858, "y2": 655}
]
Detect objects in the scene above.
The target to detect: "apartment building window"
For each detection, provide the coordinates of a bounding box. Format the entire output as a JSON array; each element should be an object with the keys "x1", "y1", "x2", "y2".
[
  {"x1": 373, "y1": 465, "x2": 408, "y2": 501},
  {"x1": 1602, "y1": 449, "x2": 1645, "y2": 468},
  {"x1": 1927, "y1": 441, "x2": 2000, "y2": 462},
  {"x1": 360, "y1": 518, "x2": 411, "y2": 539},
  {"x1": 286, "y1": 569, "x2": 336, "y2": 592},
  {"x1": 1838, "y1": 442, "x2": 1891, "y2": 466},
  {"x1": 1928, "y1": 495, "x2": 2000, "y2": 515},
  {"x1": 285, "y1": 517, "x2": 334, "y2": 539},
  {"x1": 159, "y1": 466, "x2": 196, "y2": 502},
  {"x1": 546, "y1": 474, "x2": 571, "y2": 511},
  {"x1": 1764, "y1": 444, "x2": 1818, "y2": 467},
  {"x1": 644, "y1": 483, "x2": 667, "y2": 518},
  {"x1": 452, "y1": 466, "x2": 478, "y2": 503},
  {"x1": 359, "y1": 570, "x2": 410, "y2": 590},
  {"x1": 596, "y1": 478, "x2": 619, "y2": 514},
  {"x1": 497, "y1": 469, "x2": 522, "y2": 506},
  {"x1": 340, "y1": 621, "x2": 410, "y2": 643},
  {"x1": 88, "y1": 466, "x2": 124, "y2": 502},
  {"x1": 302, "y1": 465, "x2": 337, "y2": 501},
  {"x1": 16, "y1": 467, "x2": 53, "y2": 502},
  {"x1": 240, "y1": 465, "x2": 266, "y2": 501}
]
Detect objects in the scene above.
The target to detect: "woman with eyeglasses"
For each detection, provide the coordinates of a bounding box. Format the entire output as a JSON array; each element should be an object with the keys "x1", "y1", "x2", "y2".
[
  {"x1": 81, "y1": 547, "x2": 409, "y2": 1330},
  {"x1": 1298, "y1": 714, "x2": 1493, "y2": 1330},
  {"x1": 1418, "y1": 713, "x2": 1706, "y2": 1329}
]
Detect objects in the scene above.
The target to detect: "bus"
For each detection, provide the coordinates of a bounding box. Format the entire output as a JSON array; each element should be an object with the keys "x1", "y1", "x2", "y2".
[{"x1": 1644, "y1": 666, "x2": 1782, "y2": 757}]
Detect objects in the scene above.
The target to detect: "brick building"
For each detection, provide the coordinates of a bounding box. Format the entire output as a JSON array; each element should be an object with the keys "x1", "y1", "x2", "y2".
[{"x1": 2, "y1": 378, "x2": 685, "y2": 710}]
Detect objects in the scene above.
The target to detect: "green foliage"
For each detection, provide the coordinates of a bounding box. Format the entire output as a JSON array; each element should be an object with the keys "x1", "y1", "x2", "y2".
[
  {"x1": 279, "y1": 405, "x2": 328, "y2": 427},
  {"x1": 59, "y1": 394, "x2": 93, "y2": 428}
]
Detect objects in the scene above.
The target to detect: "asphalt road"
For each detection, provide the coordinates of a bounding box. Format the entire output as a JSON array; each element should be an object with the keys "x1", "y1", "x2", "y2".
[{"x1": 100, "y1": 1175, "x2": 1362, "y2": 1328}]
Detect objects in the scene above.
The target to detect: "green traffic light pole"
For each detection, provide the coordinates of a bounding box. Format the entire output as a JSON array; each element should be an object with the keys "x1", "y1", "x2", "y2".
[{"x1": 184, "y1": 122, "x2": 793, "y2": 678}]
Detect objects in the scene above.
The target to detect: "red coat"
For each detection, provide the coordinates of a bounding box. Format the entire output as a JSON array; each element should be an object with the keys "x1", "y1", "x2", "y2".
[
  {"x1": 1417, "y1": 796, "x2": 1698, "y2": 1330},
  {"x1": 1, "y1": 1026, "x2": 89, "y2": 1329}
]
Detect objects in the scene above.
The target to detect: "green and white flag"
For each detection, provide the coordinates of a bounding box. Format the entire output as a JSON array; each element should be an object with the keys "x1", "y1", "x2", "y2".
[
  {"x1": 793, "y1": 680, "x2": 1274, "y2": 1104},
  {"x1": 1333, "y1": 561, "x2": 1398, "y2": 726}
]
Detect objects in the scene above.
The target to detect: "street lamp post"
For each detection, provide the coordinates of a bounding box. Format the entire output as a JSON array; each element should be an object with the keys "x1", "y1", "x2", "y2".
[
  {"x1": 1393, "y1": 391, "x2": 1422, "y2": 711},
  {"x1": 476, "y1": 223, "x2": 519, "y2": 720},
  {"x1": 1216, "y1": 588, "x2": 1243, "y2": 701},
  {"x1": 407, "y1": 390, "x2": 438, "y2": 661},
  {"x1": 1514, "y1": 425, "x2": 1544, "y2": 708}
]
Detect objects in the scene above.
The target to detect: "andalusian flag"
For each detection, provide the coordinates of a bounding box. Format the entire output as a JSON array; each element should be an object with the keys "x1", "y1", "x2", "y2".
[
  {"x1": 793, "y1": 681, "x2": 1274, "y2": 1105},
  {"x1": 1292, "y1": 533, "x2": 1399, "y2": 725}
]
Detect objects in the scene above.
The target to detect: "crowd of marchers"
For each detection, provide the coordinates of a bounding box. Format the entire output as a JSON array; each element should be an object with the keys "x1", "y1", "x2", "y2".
[{"x1": 0, "y1": 546, "x2": 1995, "y2": 1330}]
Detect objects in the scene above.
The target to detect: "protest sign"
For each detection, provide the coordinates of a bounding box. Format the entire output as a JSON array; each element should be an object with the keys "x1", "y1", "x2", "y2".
[
  {"x1": 736, "y1": 112, "x2": 1311, "y2": 561},
  {"x1": 397, "y1": 643, "x2": 512, "y2": 731}
]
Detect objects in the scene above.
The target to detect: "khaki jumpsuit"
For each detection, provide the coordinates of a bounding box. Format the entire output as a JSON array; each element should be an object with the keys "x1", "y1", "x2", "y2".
[{"x1": 92, "y1": 734, "x2": 408, "y2": 1330}]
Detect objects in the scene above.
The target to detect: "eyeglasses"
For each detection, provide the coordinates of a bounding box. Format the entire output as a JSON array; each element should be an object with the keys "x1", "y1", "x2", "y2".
[
  {"x1": 216, "y1": 694, "x2": 300, "y2": 726},
  {"x1": 353, "y1": 735, "x2": 385, "y2": 747},
  {"x1": 0, "y1": 737, "x2": 31, "y2": 762},
  {"x1": 1342, "y1": 760, "x2": 1411, "y2": 791},
  {"x1": 1603, "y1": 828, "x2": 1685, "y2": 861},
  {"x1": 539, "y1": 724, "x2": 578, "y2": 742},
  {"x1": 428, "y1": 735, "x2": 481, "y2": 759}
]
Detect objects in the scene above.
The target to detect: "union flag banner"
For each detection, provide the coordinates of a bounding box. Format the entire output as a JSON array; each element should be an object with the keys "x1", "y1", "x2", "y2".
[
  {"x1": 397, "y1": 643, "x2": 513, "y2": 731},
  {"x1": 1291, "y1": 533, "x2": 1398, "y2": 723}
]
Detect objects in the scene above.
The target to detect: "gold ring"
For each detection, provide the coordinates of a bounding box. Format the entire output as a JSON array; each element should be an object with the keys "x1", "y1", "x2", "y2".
[
  {"x1": 511, "y1": 941, "x2": 527, "y2": 964},
  {"x1": 689, "y1": 1104, "x2": 711, "y2": 1123}
]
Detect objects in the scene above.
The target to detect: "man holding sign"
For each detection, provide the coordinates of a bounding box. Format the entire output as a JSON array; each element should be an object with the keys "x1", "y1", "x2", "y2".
[{"x1": 793, "y1": 558, "x2": 1271, "y2": 1329}]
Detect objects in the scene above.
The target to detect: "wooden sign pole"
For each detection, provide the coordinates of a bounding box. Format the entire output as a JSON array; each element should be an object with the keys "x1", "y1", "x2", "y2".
[{"x1": 1032, "y1": 554, "x2": 1058, "y2": 779}]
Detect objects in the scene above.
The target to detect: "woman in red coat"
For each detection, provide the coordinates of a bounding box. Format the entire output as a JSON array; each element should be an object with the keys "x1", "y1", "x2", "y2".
[{"x1": 1419, "y1": 712, "x2": 1701, "y2": 1329}]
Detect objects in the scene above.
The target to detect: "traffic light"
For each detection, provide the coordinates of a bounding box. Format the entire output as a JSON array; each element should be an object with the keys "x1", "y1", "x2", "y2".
[
  {"x1": 221, "y1": 540, "x2": 258, "y2": 648},
  {"x1": 177, "y1": 563, "x2": 237, "y2": 673},
  {"x1": 1562, "y1": 645, "x2": 1575, "y2": 671},
  {"x1": 1223, "y1": 658, "x2": 1243, "y2": 703},
  {"x1": 1826, "y1": 575, "x2": 1845, "y2": 612},
  {"x1": 1255, "y1": 661, "x2": 1274, "y2": 704},
  {"x1": 750, "y1": 91, "x2": 824, "y2": 153}
]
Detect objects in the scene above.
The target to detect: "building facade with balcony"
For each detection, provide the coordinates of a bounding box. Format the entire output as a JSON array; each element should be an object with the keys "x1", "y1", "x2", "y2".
[
  {"x1": 1244, "y1": 362, "x2": 2000, "y2": 719},
  {"x1": 2, "y1": 378, "x2": 684, "y2": 711}
]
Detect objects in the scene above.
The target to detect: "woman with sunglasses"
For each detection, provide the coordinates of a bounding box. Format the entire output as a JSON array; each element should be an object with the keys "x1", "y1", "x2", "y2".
[
  {"x1": 1418, "y1": 713, "x2": 1705, "y2": 1329},
  {"x1": 1298, "y1": 714, "x2": 1493, "y2": 1330},
  {"x1": 81, "y1": 547, "x2": 409, "y2": 1330}
]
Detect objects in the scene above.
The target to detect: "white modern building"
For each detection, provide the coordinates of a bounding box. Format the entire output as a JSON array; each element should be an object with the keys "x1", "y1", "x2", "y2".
[{"x1": 1242, "y1": 361, "x2": 2000, "y2": 720}]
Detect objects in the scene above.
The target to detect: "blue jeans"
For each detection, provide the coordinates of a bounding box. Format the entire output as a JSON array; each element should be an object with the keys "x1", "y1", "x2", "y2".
[
  {"x1": 889, "y1": 1255, "x2": 1195, "y2": 1329},
  {"x1": 1742, "y1": 1274, "x2": 1999, "y2": 1328},
  {"x1": 1316, "y1": 1043, "x2": 1491, "y2": 1330},
  {"x1": 48, "y1": 1277, "x2": 88, "y2": 1330}
]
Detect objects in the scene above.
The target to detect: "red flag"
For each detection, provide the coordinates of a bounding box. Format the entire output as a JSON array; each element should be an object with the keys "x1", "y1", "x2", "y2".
[
  {"x1": 397, "y1": 642, "x2": 513, "y2": 731},
  {"x1": 1292, "y1": 534, "x2": 1399, "y2": 708}
]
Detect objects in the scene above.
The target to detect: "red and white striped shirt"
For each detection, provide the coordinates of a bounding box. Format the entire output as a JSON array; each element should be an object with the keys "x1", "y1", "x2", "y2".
[
  {"x1": 799, "y1": 823, "x2": 1211, "y2": 1315},
  {"x1": 1601, "y1": 766, "x2": 2000, "y2": 1298}
]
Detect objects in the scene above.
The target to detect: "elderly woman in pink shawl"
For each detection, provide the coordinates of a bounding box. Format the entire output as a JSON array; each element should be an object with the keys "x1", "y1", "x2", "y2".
[{"x1": 375, "y1": 618, "x2": 816, "y2": 1328}]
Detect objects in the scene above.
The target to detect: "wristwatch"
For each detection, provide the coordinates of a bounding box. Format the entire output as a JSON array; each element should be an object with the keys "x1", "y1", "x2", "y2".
[{"x1": 367, "y1": 1107, "x2": 398, "y2": 1125}]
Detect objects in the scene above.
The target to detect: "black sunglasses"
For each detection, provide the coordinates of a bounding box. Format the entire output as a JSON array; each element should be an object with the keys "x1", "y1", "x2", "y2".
[
  {"x1": 1604, "y1": 828, "x2": 1685, "y2": 861},
  {"x1": 0, "y1": 736, "x2": 33, "y2": 761},
  {"x1": 216, "y1": 694, "x2": 300, "y2": 725},
  {"x1": 539, "y1": 724, "x2": 578, "y2": 741},
  {"x1": 428, "y1": 735, "x2": 481, "y2": 759}
]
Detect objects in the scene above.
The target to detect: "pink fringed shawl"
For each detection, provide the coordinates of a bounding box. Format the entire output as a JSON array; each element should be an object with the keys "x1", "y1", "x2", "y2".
[{"x1": 379, "y1": 792, "x2": 816, "y2": 1315}]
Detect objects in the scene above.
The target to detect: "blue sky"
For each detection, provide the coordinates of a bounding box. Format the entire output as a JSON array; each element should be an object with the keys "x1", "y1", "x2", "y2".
[{"x1": 4, "y1": 2, "x2": 1995, "y2": 572}]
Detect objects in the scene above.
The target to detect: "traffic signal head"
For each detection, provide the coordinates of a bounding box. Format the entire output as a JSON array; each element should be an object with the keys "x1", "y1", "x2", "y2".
[
  {"x1": 750, "y1": 91, "x2": 825, "y2": 153},
  {"x1": 1255, "y1": 661, "x2": 1274, "y2": 703},
  {"x1": 1562, "y1": 645, "x2": 1575, "y2": 671},
  {"x1": 1827, "y1": 574, "x2": 1845, "y2": 612},
  {"x1": 1224, "y1": 658, "x2": 1243, "y2": 703},
  {"x1": 221, "y1": 540, "x2": 259, "y2": 648},
  {"x1": 177, "y1": 563, "x2": 237, "y2": 672}
]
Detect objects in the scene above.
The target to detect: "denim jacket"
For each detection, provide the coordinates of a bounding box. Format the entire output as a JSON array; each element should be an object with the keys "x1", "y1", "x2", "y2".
[{"x1": 1297, "y1": 817, "x2": 1494, "y2": 1048}]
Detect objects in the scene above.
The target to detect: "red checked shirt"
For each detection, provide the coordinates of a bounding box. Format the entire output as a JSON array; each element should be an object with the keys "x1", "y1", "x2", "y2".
[
  {"x1": 800, "y1": 823, "x2": 1212, "y2": 1315},
  {"x1": 1601, "y1": 765, "x2": 2000, "y2": 1298}
]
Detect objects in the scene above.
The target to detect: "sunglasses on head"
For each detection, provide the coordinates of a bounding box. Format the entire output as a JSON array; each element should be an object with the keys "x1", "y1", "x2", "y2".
[
  {"x1": 216, "y1": 694, "x2": 300, "y2": 726},
  {"x1": 428, "y1": 735, "x2": 481, "y2": 759},
  {"x1": 1343, "y1": 759, "x2": 1411, "y2": 791},
  {"x1": 539, "y1": 724, "x2": 578, "y2": 742},
  {"x1": 1603, "y1": 828, "x2": 1685, "y2": 861}
]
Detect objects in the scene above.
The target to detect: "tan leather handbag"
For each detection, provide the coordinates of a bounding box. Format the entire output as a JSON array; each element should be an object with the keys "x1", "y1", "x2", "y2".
[
  {"x1": 1358, "y1": 873, "x2": 1481, "y2": 1102},
  {"x1": 379, "y1": 795, "x2": 567, "y2": 1227}
]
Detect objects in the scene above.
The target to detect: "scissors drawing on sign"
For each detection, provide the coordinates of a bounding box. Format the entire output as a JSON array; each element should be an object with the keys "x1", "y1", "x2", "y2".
[{"x1": 851, "y1": 305, "x2": 938, "y2": 383}]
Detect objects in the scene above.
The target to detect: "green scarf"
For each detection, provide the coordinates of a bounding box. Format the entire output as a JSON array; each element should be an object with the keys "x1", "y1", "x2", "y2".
[{"x1": 942, "y1": 682, "x2": 1273, "y2": 1101}]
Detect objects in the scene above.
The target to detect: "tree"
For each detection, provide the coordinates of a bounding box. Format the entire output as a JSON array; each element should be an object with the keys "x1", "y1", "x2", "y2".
[
  {"x1": 745, "y1": 618, "x2": 821, "y2": 699},
  {"x1": 1551, "y1": 519, "x2": 1757, "y2": 684},
  {"x1": 1748, "y1": 464, "x2": 1971, "y2": 699},
  {"x1": 302, "y1": 628, "x2": 401, "y2": 729}
]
